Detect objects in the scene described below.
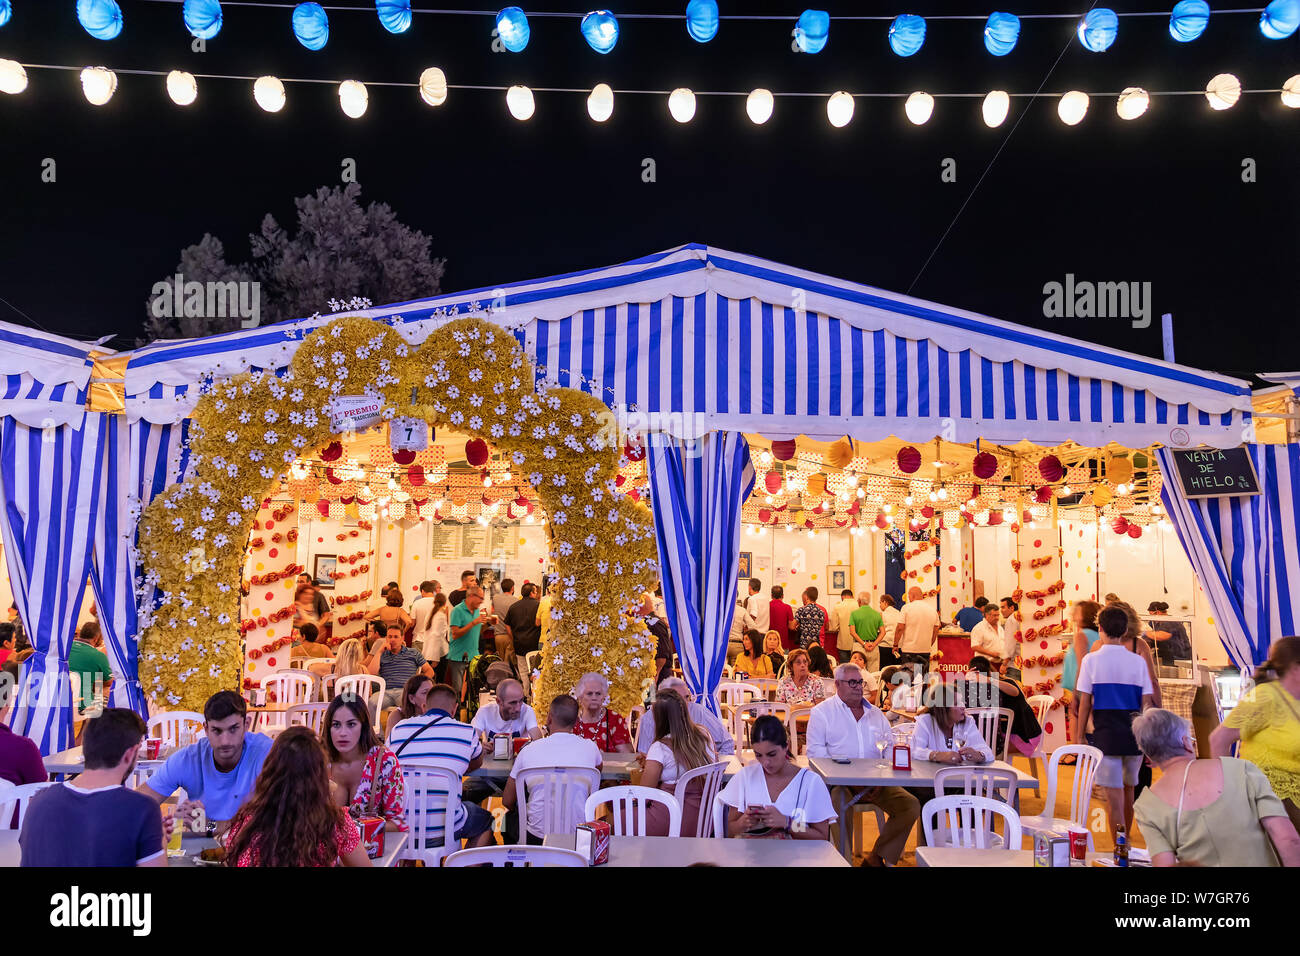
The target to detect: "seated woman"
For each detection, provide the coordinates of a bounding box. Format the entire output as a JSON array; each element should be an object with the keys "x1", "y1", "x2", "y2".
[
  {"x1": 1133, "y1": 708, "x2": 1300, "y2": 867},
  {"x1": 718, "y1": 715, "x2": 834, "y2": 841},
  {"x1": 321, "y1": 696, "x2": 407, "y2": 832},
  {"x1": 763, "y1": 630, "x2": 785, "y2": 676},
  {"x1": 733, "y1": 631, "x2": 773, "y2": 679},
  {"x1": 224, "y1": 726, "x2": 372, "y2": 867},
  {"x1": 365, "y1": 589, "x2": 414, "y2": 643},
  {"x1": 386, "y1": 674, "x2": 433, "y2": 742},
  {"x1": 639, "y1": 691, "x2": 717, "y2": 836},
  {"x1": 776, "y1": 649, "x2": 826, "y2": 705},
  {"x1": 965, "y1": 656, "x2": 1042, "y2": 759},
  {"x1": 911, "y1": 702, "x2": 995, "y2": 765},
  {"x1": 572, "y1": 672, "x2": 634, "y2": 753},
  {"x1": 807, "y1": 644, "x2": 835, "y2": 680}
]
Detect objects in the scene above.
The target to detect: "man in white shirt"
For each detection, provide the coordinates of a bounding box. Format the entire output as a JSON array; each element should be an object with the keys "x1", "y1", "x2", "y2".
[
  {"x1": 741, "y1": 578, "x2": 769, "y2": 638},
  {"x1": 897, "y1": 587, "x2": 940, "y2": 676},
  {"x1": 410, "y1": 581, "x2": 441, "y2": 662},
  {"x1": 503, "y1": 694, "x2": 603, "y2": 844},
  {"x1": 636, "y1": 677, "x2": 736, "y2": 756},
  {"x1": 830, "y1": 589, "x2": 859, "y2": 663},
  {"x1": 969, "y1": 604, "x2": 1004, "y2": 666},
  {"x1": 998, "y1": 597, "x2": 1022, "y2": 679},
  {"x1": 878, "y1": 594, "x2": 902, "y2": 668},
  {"x1": 471, "y1": 679, "x2": 543, "y2": 742},
  {"x1": 805, "y1": 663, "x2": 920, "y2": 867}
]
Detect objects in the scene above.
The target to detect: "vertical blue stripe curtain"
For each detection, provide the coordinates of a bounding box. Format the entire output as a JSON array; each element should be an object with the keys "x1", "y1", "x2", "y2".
[
  {"x1": 1, "y1": 415, "x2": 105, "y2": 754},
  {"x1": 1157, "y1": 443, "x2": 1300, "y2": 671},
  {"x1": 647, "y1": 431, "x2": 755, "y2": 715}
]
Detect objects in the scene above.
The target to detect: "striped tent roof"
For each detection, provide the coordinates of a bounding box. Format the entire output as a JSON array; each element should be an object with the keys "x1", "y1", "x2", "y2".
[
  {"x1": 0, "y1": 321, "x2": 102, "y2": 429},
  {"x1": 122, "y1": 244, "x2": 1252, "y2": 449}
]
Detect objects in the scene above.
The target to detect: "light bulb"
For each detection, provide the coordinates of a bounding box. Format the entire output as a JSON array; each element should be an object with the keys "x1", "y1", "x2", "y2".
[
  {"x1": 166, "y1": 70, "x2": 198, "y2": 106},
  {"x1": 785, "y1": 524, "x2": 793, "y2": 532},
  {"x1": 764, "y1": 495, "x2": 774, "y2": 504},
  {"x1": 253, "y1": 75, "x2": 286, "y2": 113},
  {"x1": 1117, "y1": 483, "x2": 1129, "y2": 496},
  {"x1": 80, "y1": 67, "x2": 118, "y2": 107},
  {"x1": 502, "y1": 471, "x2": 512, "y2": 482},
  {"x1": 928, "y1": 492, "x2": 937, "y2": 502},
  {"x1": 338, "y1": 79, "x2": 368, "y2": 118},
  {"x1": 1060, "y1": 485, "x2": 1072, "y2": 496},
  {"x1": 746, "y1": 88, "x2": 774, "y2": 124},
  {"x1": 904, "y1": 496, "x2": 914, "y2": 506},
  {"x1": 883, "y1": 504, "x2": 893, "y2": 514},
  {"x1": 807, "y1": 530, "x2": 816, "y2": 539},
  {"x1": 826, "y1": 90, "x2": 854, "y2": 127},
  {"x1": 937, "y1": 488, "x2": 948, "y2": 501},
  {"x1": 483, "y1": 475, "x2": 493, "y2": 488},
  {"x1": 507, "y1": 85, "x2": 535, "y2": 120},
  {"x1": 587, "y1": 82, "x2": 614, "y2": 122},
  {"x1": 668, "y1": 87, "x2": 696, "y2": 123},
  {"x1": 856, "y1": 488, "x2": 865, "y2": 498}
]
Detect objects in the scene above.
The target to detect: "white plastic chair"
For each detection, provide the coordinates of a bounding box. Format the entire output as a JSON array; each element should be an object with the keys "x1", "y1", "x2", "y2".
[
  {"x1": 443, "y1": 845, "x2": 588, "y2": 867},
  {"x1": 966, "y1": 706, "x2": 1014, "y2": 763},
  {"x1": 785, "y1": 703, "x2": 814, "y2": 758},
  {"x1": 147, "y1": 710, "x2": 205, "y2": 749},
  {"x1": 584, "y1": 785, "x2": 682, "y2": 837},
  {"x1": 748, "y1": 677, "x2": 780, "y2": 701},
  {"x1": 821, "y1": 677, "x2": 838, "y2": 698},
  {"x1": 1025, "y1": 694, "x2": 1055, "y2": 796},
  {"x1": 729, "y1": 700, "x2": 792, "y2": 755},
  {"x1": 673, "y1": 761, "x2": 729, "y2": 838},
  {"x1": 335, "y1": 674, "x2": 386, "y2": 724},
  {"x1": 921, "y1": 794, "x2": 1023, "y2": 851},
  {"x1": 0, "y1": 780, "x2": 56, "y2": 830},
  {"x1": 1019, "y1": 744, "x2": 1103, "y2": 851},
  {"x1": 287, "y1": 702, "x2": 330, "y2": 735},
  {"x1": 264, "y1": 671, "x2": 315, "y2": 706},
  {"x1": 396, "y1": 762, "x2": 462, "y2": 866},
  {"x1": 711, "y1": 793, "x2": 730, "y2": 840},
  {"x1": 716, "y1": 681, "x2": 762, "y2": 710},
  {"x1": 514, "y1": 766, "x2": 602, "y2": 845},
  {"x1": 933, "y1": 766, "x2": 1021, "y2": 849}
]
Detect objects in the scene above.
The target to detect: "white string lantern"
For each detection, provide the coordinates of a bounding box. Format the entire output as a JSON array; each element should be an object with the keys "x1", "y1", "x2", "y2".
[
  {"x1": 904, "y1": 91, "x2": 934, "y2": 125},
  {"x1": 587, "y1": 82, "x2": 614, "y2": 122},
  {"x1": 1205, "y1": 73, "x2": 1241, "y2": 110},
  {"x1": 506, "y1": 84, "x2": 535, "y2": 120},
  {"x1": 338, "y1": 79, "x2": 368, "y2": 118},
  {"x1": 668, "y1": 87, "x2": 695, "y2": 123},
  {"x1": 0, "y1": 59, "x2": 27, "y2": 95},
  {"x1": 166, "y1": 70, "x2": 197, "y2": 106},
  {"x1": 982, "y1": 90, "x2": 1009, "y2": 127},
  {"x1": 746, "y1": 88, "x2": 774, "y2": 124},
  {"x1": 1058, "y1": 90, "x2": 1089, "y2": 125},
  {"x1": 253, "y1": 75, "x2": 286, "y2": 113},
  {"x1": 1283, "y1": 75, "x2": 1300, "y2": 107},
  {"x1": 418, "y1": 67, "x2": 447, "y2": 107},
  {"x1": 1116, "y1": 86, "x2": 1149, "y2": 120},
  {"x1": 826, "y1": 91, "x2": 854, "y2": 128},
  {"x1": 80, "y1": 67, "x2": 117, "y2": 106}
]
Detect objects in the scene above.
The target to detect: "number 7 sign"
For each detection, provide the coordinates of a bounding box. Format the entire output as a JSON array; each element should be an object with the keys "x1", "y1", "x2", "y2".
[{"x1": 389, "y1": 417, "x2": 429, "y2": 453}]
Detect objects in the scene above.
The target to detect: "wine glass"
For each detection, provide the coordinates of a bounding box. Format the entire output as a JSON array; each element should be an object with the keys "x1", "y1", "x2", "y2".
[
  {"x1": 954, "y1": 733, "x2": 967, "y2": 761},
  {"x1": 874, "y1": 734, "x2": 889, "y2": 768}
]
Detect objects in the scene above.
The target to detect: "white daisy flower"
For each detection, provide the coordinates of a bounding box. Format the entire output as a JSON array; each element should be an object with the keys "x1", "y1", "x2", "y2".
[
  {"x1": 468, "y1": 416, "x2": 482, "y2": 431},
  {"x1": 543, "y1": 446, "x2": 557, "y2": 460},
  {"x1": 450, "y1": 411, "x2": 464, "y2": 425}
]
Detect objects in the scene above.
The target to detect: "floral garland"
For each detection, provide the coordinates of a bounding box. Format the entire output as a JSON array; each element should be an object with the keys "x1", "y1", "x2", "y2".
[{"x1": 137, "y1": 315, "x2": 659, "y2": 716}]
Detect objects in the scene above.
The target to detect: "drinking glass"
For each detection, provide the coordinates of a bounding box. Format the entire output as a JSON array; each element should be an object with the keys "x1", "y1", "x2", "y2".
[{"x1": 874, "y1": 735, "x2": 889, "y2": 768}]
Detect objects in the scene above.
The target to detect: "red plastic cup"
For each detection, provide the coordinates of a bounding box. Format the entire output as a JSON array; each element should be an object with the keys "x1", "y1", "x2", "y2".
[
  {"x1": 512, "y1": 737, "x2": 528, "y2": 756},
  {"x1": 1067, "y1": 825, "x2": 1088, "y2": 862},
  {"x1": 146, "y1": 738, "x2": 162, "y2": 760}
]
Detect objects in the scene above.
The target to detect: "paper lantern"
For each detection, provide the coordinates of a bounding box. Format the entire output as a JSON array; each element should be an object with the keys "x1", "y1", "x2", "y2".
[
  {"x1": 806, "y1": 473, "x2": 828, "y2": 498},
  {"x1": 984, "y1": 12, "x2": 1020, "y2": 56},
  {"x1": 746, "y1": 89, "x2": 774, "y2": 124},
  {"x1": 875, "y1": 513, "x2": 890, "y2": 529},
  {"x1": 1117, "y1": 87, "x2": 1149, "y2": 120},
  {"x1": 1205, "y1": 73, "x2": 1241, "y2": 111},
  {"x1": 685, "y1": 0, "x2": 719, "y2": 42},
  {"x1": 376, "y1": 1, "x2": 412, "y2": 34},
  {"x1": 407, "y1": 465, "x2": 425, "y2": 486},
  {"x1": 507, "y1": 85, "x2": 535, "y2": 120},
  {"x1": 165, "y1": 70, "x2": 198, "y2": 106},
  {"x1": 972, "y1": 451, "x2": 998, "y2": 480},
  {"x1": 888, "y1": 15, "x2": 926, "y2": 57},
  {"x1": 338, "y1": 80, "x2": 368, "y2": 118},
  {"x1": 764, "y1": 470, "x2": 783, "y2": 494},
  {"x1": 581, "y1": 10, "x2": 619, "y2": 53},
  {"x1": 465, "y1": 438, "x2": 490, "y2": 467},
  {"x1": 0, "y1": 0, "x2": 9, "y2": 28},
  {"x1": 1127, "y1": 524, "x2": 1143, "y2": 539},
  {"x1": 1111, "y1": 515, "x2": 1129, "y2": 535},
  {"x1": 987, "y1": 510, "x2": 1004, "y2": 526},
  {"x1": 1282, "y1": 76, "x2": 1300, "y2": 107},
  {"x1": 1077, "y1": 8, "x2": 1118, "y2": 52},
  {"x1": 826, "y1": 436, "x2": 853, "y2": 468},
  {"x1": 771, "y1": 439, "x2": 796, "y2": 461},
  {"x1": 794, "y1": 9, "x2": 830, "y2": 54},
  {"x1": 0, "y1": 60, "x2": 28, "y2": 95},
  {"x1": 982, "y1": 90, "x2": 1009, "y2": 128},
  {"x1": 1169, "y1": 0, "x2": 1209, "y2": 42},
  {"x1": 758, "y1": 508, "x2": 772, "y2": 523},
  {"x1": 419, "y1": 68, "x2": 448, "y2": 107},
  {"x1": 320, "y1": 440, "x2": 343, "y2": 462},
  {"x1": 1038, "y1": 455, "x2": 1064, "y2": 483},
  {"x1": 254, "y1": 75, "x2": 286, "y2": 113},
  {"x1": 183, "y1": 0, "x2": 223, "y2": 40},
  {"x1": 78, "y1": 0, "x2": 123, "y2": 40},
  {"x1": 587, "y1": 83, "x2": 614, "y2": 122},
  {"x1": 1261, "y1": 0, "x2": 1300, "y2": 39},
  {"x1": 496, "y1": 6, "x2": 529, "y2": 51},
  {"x1": 668, "y1": 88, "x2": 696, "y2": 123},
  {"x1": 827, "y1": 91, "x2": 854, "y2": 128},
  {"x1": 624, "y1": 438, "x2": 646, "y2": 462},
  {"x1": 292, "y1": 3, "x2": 329, "y2": 51},
  {"x1": 1092, "y1": 485, "x2": 1113, "y2": 508},
  {"x1": 1058, "y1": 91, "x2": 1089, "y2": 125},
  {"x1": 1035, "y1": 486, "x2": 1054, "y2": 504},
  {"x1": 316, "y1": 500, "x2": 331, "y2": 519},
  {"x1": 897, "y1": 446, "x2": 922, "y2": 474},
  {"x1": 80, "y1": 67, "x2": 117, "y2": 106},
  {"x1": 904, "y1": 91, "x2": 934, "y2": 125},
  {"x1": 1106, "y1": 455, "x2": 1133, "y2": 485}
]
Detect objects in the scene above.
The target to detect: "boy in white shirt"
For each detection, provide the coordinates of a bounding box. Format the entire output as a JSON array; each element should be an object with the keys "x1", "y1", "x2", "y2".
[{"x1": 503, "y1": 695, "x2": 602, "y2": 844}]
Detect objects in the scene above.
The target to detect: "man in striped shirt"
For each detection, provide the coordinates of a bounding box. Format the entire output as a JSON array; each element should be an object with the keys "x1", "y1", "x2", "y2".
[{"x1": 387, "y1": 684, "x2": 495, "y2": 850}]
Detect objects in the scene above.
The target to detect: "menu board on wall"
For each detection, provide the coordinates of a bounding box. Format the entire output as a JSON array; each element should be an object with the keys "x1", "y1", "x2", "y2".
[
  {"x1": 488, "y1": 525, "x2": 519, "y2": 559},
  {"x1": 461, "y1": 524, "x2": 490, "y2": 557},
  {"x1": 430, "y1": 523, "x2": 462, "y2": 559}
]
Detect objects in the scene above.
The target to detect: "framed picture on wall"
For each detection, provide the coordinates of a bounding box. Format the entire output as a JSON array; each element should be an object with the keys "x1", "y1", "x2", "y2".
[
  {"x1": 737, "y1": 552, "x2": 752, "y2": 580},
  {"x1": 313, "y1": 554, "x2": 337, "y2": 590},
  {"x1": 827, "y1": 567, "x2": 848, "y2": 593},
  {"x1": 475, "y1": 563, "x2": 505, "y2": 601}
]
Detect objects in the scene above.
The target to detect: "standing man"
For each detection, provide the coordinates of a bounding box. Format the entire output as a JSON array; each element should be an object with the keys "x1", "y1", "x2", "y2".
[
  {"x1": 831, "y1": 589, "x2": 859, "y2": 664},
  {"x1": 955, "y1": 596, "x2": 988, "y2": 632},
  {"x1": 447, "y1": 585, "x2": 491, "y2": 700},
  {"x1": 741, "y1": 578, "x2": 770, "y2": 645},
  {"x1": 69, "y1": 622, "x2": 112, "y2": 716},
  {"x1": 492, "y1": 578, "x2": 518, "y2": 663},
  {"x1": 503, "y1": 583, "x2": 541, "y2": 697},
  {"x1": 768, "y1": 585, "x2": 795, "y2": 652},
  {"x1": 877, "y1": 595, "x2": 902, "y2": 668},
  {"x1": 365, "y1": 627, "x2": 434, "y2": 711},
  {"x1": 897, "y1": 587, "x2": 939, "y2": 677},
  {"x1": 970, "y1": 603, "x2": 1005, "y2": 667},
  {"x1": 849, "y1": 593, "x2": 884, "y2": 672},
  {"x1": 642, "y1": 594, "x2": 675, "y2": 690},
  {"x1": 447, "y1": 570, "x2": 477, "y2": 612},
  {"x1": 999, "y1": 597, "x2": 1022, "y2": 680},
  {"x1": 296, "y1": 572, "x2": 332, "y2": 620},
  {"x1": 792, "y1": 587, "x2": 827, "y2": 651}
]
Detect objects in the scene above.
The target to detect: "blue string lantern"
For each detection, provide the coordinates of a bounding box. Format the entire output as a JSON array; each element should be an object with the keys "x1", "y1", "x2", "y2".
[
  {"x1": 292, "y1": 2, "x2": 329, "y2": 51},
  {"x1": 183, "y1": 0, "x2": 223, "y2": 41},
  {"x1": 794, "y1": 9, "x2": 829, "y2": 54},
  {"x1": 496, "y1": 7, "x2": 530, "y2": 52},
  {"x1": 1169, "y1": 1, "x2": 1209, "y2": 42},
  {"x1": 1260, "y1": 0, "x2": 1300, "y2": 38},
  {"x1": 888, "y1": 15, "x2": 926, "y2": 57},
  {"x1": 77, "y1": 0, "x2": 123, "y2": 40},
  {"x1": 376, "y1": 1, "x2": 411, "y2": 35},
  {"x1": 581, "y1": 10, "x2": 619, "y2": 53},
  {"x1": 685, "y1": 0, "x2": 718, "y2": 43},
  {"x1": 0, "y1": 1, "x2": 11, "y2": 29},
  {"x1": 983, "y1": 12, "x2": 1020, "y2": 56},
  {"x1": 1077, "y1": 8, "x2": 1118, "y2": 52}
]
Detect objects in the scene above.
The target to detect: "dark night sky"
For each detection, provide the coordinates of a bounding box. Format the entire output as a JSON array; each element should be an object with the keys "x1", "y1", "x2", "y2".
[{"x1": 0, "y1": 1, "x2": 1297, "y2": 380}]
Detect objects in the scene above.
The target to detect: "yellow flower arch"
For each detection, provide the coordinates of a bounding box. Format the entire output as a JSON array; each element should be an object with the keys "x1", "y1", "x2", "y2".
[{"x1": 137, "y1": 316, "x2": 660, "y2": 717}]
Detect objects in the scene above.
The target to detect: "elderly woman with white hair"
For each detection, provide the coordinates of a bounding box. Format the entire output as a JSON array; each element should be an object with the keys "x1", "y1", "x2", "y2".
[
  {"x1": 1132, "y1": 708, "x2": 1300, "y2": 867},
  {"x1": 571, "y1": 672, "x2": 634, "y2": 753}
]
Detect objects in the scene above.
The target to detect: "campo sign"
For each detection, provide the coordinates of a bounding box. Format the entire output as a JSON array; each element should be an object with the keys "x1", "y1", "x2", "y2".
[{"x1": 1169, "y1": 447, "x2": 1261, "y2": 499}]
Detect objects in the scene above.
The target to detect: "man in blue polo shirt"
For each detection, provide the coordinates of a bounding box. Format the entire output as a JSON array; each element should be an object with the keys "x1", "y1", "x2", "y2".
[
  {"x1": 447, "y1": 585, "x2": 492, "y2": 699},
  {"x1": 139, "y1": 690, "x2": 273, "y2": 836},
  {"x1": 954, "y1": 596, "x2": 988, "y2": 633}
]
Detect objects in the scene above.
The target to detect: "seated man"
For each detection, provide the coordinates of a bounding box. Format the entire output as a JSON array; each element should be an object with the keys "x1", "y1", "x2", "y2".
[
  {"x1": 20, "y1": 708, "x2": 164, "y2": 867},
  {"x1": 635, "y1": 676, "x2": 736, "y2": 756},
  {"x1": 139, "y1": 690, "x2": 274, "y2": 837},
  {"x1": 805, "y1": 663, "x2": 921, "y2": 868},
  {"x1": 387, "y1": 683, "x2": 494, "y2": 850},
  {"x1": 472, "y1": 679, "x2": 542, "y2": 744},
  {"x1": 365, "y1": 626, "x2": 434, "y2": 711},
  {"x1": 503, "y1": 695, "x2": 603, "y2": 845}
]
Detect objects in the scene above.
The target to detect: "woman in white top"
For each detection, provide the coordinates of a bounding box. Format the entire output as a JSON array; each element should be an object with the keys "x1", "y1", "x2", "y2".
[
  {"x1": 911, "y1": 704, "x2": 995, "y2": 765},
  {"x1": 423, "y1": 592, "x2": 450, "y2": 663},
  {"x1": 639, "y1": 691, "x2": 717, "y2": 836},
  {"x1": 718, "y1": 715, "x2": 835, "y2": 841}
]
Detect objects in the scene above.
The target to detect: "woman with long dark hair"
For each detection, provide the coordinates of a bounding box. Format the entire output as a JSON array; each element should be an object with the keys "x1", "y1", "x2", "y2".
[
  {"x1": 322, "y1": 695, "x2": 407, "y2": 832},
  {"x1": 717, "y1": 715, "x2": 833, "y2": 841},
  {"x1": 639, "y1": 691, "x2": 717, "y2": 835},
  {"x1": 224, "y1": 726, "x2": 371, "y2": 867},
  {"x1": 733, "y1": 630, "x2": 773, "y2": 678}
]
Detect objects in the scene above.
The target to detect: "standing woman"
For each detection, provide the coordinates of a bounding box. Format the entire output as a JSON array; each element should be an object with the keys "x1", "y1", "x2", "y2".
[
  {"x1": 423, "y1": 592, "x2": 450, "y2": 682},
  {"x1": 321, "y1": 696, "x2": 407, "y2": 832},
  {"x1": 718, "y1": 715, "x2": 834, "y2": 841},
  {"x1": 366, "y1": 588, "x2": 415, "y2": 643},
  {"x1": 639, "y1": 691, "x2": 717, "y2": 836},
  {"x1": 1063, "y1": 600, "x2": 1101, "y2": 755}
]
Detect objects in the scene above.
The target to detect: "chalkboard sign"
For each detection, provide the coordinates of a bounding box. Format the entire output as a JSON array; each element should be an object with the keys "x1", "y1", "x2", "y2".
[{"x1": 1170, "y1": 448, "x2": 1261, "y2": 499}]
